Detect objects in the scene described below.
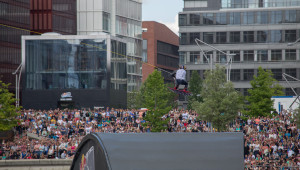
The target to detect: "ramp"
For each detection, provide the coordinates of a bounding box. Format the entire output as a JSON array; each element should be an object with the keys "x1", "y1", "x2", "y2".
[{"x1": 71, "y1": 133, "x2": 243, "y2": 170}]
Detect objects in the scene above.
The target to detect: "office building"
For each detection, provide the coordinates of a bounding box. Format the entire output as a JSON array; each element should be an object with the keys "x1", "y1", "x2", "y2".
[
  {"x1": 30, "y1": 0, "x2": 77, "y2": 35},
  {"x1": 179, "y1": 0, "x2": 300, "y2": 96},
  {"x1": 0, "y1": 0, "x2": 30, "y2": 93},
  {"x1": 22, "y1": 34, "x2": 127, "y2": 109},
  {"x1": 142, "y1": 21, "x2": 179, "y2": 83},
  {"x1": 77, "y1": 0, "x2": 142, "y2": 91},
  {"x1": 0, "y1": 0, "x2": 77, "y2": 97}
]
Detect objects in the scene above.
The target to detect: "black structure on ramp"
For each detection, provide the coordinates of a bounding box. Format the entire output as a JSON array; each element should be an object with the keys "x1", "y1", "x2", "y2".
[{"x1": 71, "y1": 133, "x2": 244, "y2": 170}]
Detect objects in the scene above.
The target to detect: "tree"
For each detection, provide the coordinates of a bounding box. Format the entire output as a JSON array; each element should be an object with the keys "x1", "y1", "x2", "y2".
[
  {"x1": 192, "y1": 65, "x2": 243, "y2": 131},
  {"x1": 188, "y1": 70, "x2": 203, "y2": 110},
  {"x1": 245, "y1": 67, "x2": 284, "y2": 117},
  {"x1": 0, "y1": 81, "x2": 21, "y2": 131},
  {"x1": 138, "y1": 70, "x2": 173, "y2": 132}
]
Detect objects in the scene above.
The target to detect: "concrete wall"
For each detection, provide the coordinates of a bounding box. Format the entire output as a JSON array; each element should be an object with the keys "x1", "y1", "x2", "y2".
[{"x1": 0, "y1": 159, "x2": 72, "y2": 170}]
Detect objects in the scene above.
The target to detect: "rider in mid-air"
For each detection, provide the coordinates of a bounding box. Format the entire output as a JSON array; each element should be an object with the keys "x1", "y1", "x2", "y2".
[{"x1": 172, "y1": 65, "x2": 188, "y2": 92}]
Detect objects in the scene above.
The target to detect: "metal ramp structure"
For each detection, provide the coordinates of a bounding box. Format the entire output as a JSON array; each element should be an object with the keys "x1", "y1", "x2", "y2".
[{"x1": 71, "y1": 133, "x2": 243, "y2": 170}]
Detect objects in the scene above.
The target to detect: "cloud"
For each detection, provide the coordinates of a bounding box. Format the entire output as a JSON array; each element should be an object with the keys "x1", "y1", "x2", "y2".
[{"x1": 160, "y1": 14, "x2": 179, "y2": 35}]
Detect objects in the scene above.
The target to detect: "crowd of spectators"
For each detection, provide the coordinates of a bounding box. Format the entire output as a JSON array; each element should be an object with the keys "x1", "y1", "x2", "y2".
[{"x1": 0, "y1": 108, "x2": 299, "y2": 169}]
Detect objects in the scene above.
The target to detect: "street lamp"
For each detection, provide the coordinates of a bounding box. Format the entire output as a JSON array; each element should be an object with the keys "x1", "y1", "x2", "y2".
[
  {"x1": 12, "y1": 63, "x2": 22, "y2": 107},
  {"x1": 195, "y1": 38, "x2": 236, "y2": 82}
]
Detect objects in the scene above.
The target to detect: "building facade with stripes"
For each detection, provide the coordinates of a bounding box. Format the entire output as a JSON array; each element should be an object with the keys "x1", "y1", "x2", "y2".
[{"x1": 179, "y1": 0, "x2": 300, "y2": 97}]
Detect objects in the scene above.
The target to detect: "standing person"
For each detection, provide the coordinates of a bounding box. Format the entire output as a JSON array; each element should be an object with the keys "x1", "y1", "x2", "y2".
[{"x1": 173, "y1": 65, "x2": 188, "y2": 91}]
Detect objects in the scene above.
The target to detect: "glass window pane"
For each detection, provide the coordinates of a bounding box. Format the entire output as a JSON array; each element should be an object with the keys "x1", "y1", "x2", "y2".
[
  {"x1": 271, "y1": 50, "x2": 282, "y2": 61},
  {"x1": 203, "y1": 32, "x2": 214, "y2": 44},
  {"x1": 243, "y1": 31, "x2": 254, "y2": 43},
  {"x1": 257, "y1": 31, "x2": 268, "y2": 43},
  {"x1": 230, "y1": 32, "x2": 240, "y2": 43},
  {"x1": 257, "y1": 50, "x2": 268, "y2": 62},
  {"x1": 285, "y1": 49, "x2": 296, "y2": 61},
  {"x1": 216, "y1": 32, "x2": 227, "y2": 44}
]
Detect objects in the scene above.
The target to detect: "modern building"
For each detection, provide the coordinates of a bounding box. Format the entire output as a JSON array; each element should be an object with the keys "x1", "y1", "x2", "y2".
[
  {"x1": 142, "y1": 21, "x2": 179, "y2": 84},
  {"x1": 77, "y1": 0, "x2": 142, "y2": 91},
  {"x1": 30, "y1": 0, "x2": 77, "y2": 35},
  {"x1": 0, "y1": 0, "x2": 30, "y2": 93},
  {"x1": 179, "y1": 0, "x2": 300, "y2": 96},
  {"x1": 0, "y1": 0, "x2": 77, "y2": 98},
  {"x1": 22, "y1": 34, "x2": 127, "y2": 109}
]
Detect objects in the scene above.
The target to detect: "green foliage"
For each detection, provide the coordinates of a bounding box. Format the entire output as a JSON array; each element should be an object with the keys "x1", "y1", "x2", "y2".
[
  {"x1": 188, "y1": 70, "x2": 203, "y2": 110},
  {"x1": 192, "y1": 65, "x2": 243, "y2": 131},
  {"x1": 127, "y1": 91, "x2": 140, "y2": 109},
  {"x1": 245, "y1": 67, "x2": 284, "y2": 117},
  {"x1": 139, "y1": 70, "x2": 172, "y2": 132},
  {"x1": 0, "y1": 81, "x2": 21, "y2": 131}
]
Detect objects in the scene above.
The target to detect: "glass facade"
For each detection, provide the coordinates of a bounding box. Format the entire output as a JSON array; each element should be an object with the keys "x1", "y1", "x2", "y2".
[
  {"x1": 25, "y1": 39, "x2": 108, "y2": 90},
  {"x1": 179, "y1": 10, "x2": 300, "y2": 27},
  {"x1": 222, "y1": 0, "x2": 300, "y2": 9},
  {"x1": 23, "y1": 35, "x2": 127, "y2": 109},
  {"x1": 180, "y1": 30, "x2": 297, "y2": 45}
]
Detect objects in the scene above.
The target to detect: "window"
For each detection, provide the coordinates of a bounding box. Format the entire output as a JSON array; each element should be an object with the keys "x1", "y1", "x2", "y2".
[
  {"x1": 285, "y1": 88, "x2": 295, "y2": 96},
  {"x1": 271, "y1": 69, "x2": 282, "y2": 81},
  {"x1": 270, "y1": 30, "x2": 282, "y2": 43},
  {"x1": 230, "y1": 32, "x2": 240, "y2": 43},
  {"x1": 190, "y1": 33, "x2": 200, "y2": 45},
  {"x1": 230, "y1": 51, "x2": 240, "y2": 62},
  {"x1": 184, "y1": 0, "x2": 208, "y2": 8},
  {"x1": 257, "y1": 31, "x2": 268, "y2": 43},
  {"x1": 179, "y1": 14, "x2": 187, "y2": 26},
  {"x1": 285, "y1": 49, "x2": 296, "y2": 61},
  {"x1": 216, "y1": 52, "x2": 227, "y2": 63},
  {"x1": 285, "y1": 30, "x2": 296, "y2": 43},
  {"x1": 157, "y1": 41, "x2": 179, "y2": 56},
  {"x1": 189, "y1": 52, "x2": 200, "y2": 64},
  {"x1": 243, "y1": 50, "x2": 254, "y2": 62},
  {"x1": 216, "y1": 13, "x2": 227, "y2": 25},
  {"x1": 256, "y1": 11, "x2": 268, "y2": 24},
  {"x1": 285, "y1": 10, "x2": 297, "y2": 23},
  {"x1": 285, "y1": 68, "x2": 297, "y2": 79},
  {"x1": 271, "y1": 50, "x2": 282, "y2": 61},
  {"x1": 190, "y1": 14, "x2": 200, "y2": 25},
  {"x1": 142, "y1": 40, "x2": 147, "y2": 62},
  {"x1": 103, "y1": 12, "x2": 110, "y2": 31},
  {"x1": 180, "y1": 33, "x2": 188, "y2": 45},
  {"x1": 243, "y1": 31, "x2": 254, "y2": 43},
  {"x1": 157, "y1": 54, "x2": 178, "y2": 68},
  {"x1": 229, "y1": 12, "x2": 241, "y2": 25},
  {"x1": 230, "y1": 69, "x2": 240, "y2": 81},
  {"x1": 203, "y1": 51, "x2": 213, "y2": 63},
  {"x1": 257, "y1": 50, "x2": 268, "y2": 62},
  {"x1": 244, "y1": 69, "x2": 254, "y2": 81},
  {"x1": 179, "y1": 52, "x2": 186, "y2": 65},
  {"x1": 243, "y1": 12, "x2": 254, "y2": 24},
  {"x1": 203, "y1": 32, "x2": 214, "y2": 44},
  {"x1": 203, "y1": 13, "x2": 214, "y2": 25},
  {"x1": 270, "y1": 11, "x2": 282, "y2": 24},
  {"x1": 216, "y1": 32, "x2": 227, "y2": 44}
]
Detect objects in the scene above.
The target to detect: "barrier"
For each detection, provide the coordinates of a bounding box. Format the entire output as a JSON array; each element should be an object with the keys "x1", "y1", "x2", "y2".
[
  {"x1": 71, "y1": 133, "x2": 244, "y2": 170},
  {"x1": 0, "y1": 159, "x2": 72, "y2": 170}
]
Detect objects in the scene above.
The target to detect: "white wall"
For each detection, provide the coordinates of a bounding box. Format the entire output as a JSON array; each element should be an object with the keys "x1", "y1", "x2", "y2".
[{"x1": 272, "y1": 96, "x2": 300, "y2": 112}]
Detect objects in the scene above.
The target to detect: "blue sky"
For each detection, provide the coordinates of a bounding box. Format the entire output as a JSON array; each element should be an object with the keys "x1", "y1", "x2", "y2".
[{"x1": 142, "y1": 0, "x2": 183, "y2": 34}]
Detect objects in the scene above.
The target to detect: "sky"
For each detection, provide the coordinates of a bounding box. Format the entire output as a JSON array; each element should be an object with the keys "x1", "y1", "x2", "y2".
[{"x1": 142, "y1": 0, "x2": 183, "y2": 35}]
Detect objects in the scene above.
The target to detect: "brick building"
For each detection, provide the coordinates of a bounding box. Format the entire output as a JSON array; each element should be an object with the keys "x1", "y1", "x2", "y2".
[{"x1": 142, "y1": 21, "x2": 179, "y2": 84}]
